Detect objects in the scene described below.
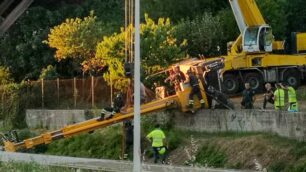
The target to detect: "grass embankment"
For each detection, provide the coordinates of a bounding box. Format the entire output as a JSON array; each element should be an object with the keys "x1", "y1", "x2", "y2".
[
  {"x1": 169, "y1": 131, "x2": 306, "y2": 172},
  {"x1": 9, "y1": 111, "x2": 306, "y2": 171}
]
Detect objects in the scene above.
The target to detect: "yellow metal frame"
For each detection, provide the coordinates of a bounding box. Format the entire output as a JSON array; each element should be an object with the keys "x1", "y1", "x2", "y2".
[
  {"x1": 296, "y1": 33, "x2": 306, "y2": 53},
  {"x1": 4, "y1": 80, "x2": 210, "y2": 152}
]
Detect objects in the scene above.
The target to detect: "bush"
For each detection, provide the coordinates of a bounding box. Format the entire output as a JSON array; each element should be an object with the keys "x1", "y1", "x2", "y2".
[
  {"x1": 268, "y1": 161, "x2": 287, "y2": 172},
  {"x1": 0, "y1": 67, "x2": 12, "y2": 85},
  {"x1": 0, "y1": 83, "x2": 29, "y2": 129},
  {"x1": 195, "y1": 144, "x2": 227, "y2": 168},
  {"x1": 46, "y1": 126, "x2": 121, "y2": 159},
  {"x1": 175, "y1": 13, "x2": 224, "y2": 57},
  {"x1": 39, "y1": 65, "x2": 59, "y2": 80}
]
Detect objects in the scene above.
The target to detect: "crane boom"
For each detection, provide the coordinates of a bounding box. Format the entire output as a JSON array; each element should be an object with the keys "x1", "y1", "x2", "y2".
[
  {"x1": 230, "y1": 0, "x2": 266, "y2": 29},
  {"x1": 2, "y1": 58, "x2": 230, "y2": 152},
  {"x1": 4, "y1": 95, "x2": 179, "y2": 152},
  {"x1": 228, "y1": 0, "x2": 273, "y2": 53}
]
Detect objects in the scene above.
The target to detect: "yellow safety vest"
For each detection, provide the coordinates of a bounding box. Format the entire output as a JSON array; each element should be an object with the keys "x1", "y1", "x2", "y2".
[
  {"x1": 146, "y1": 129, "x2": 165, "y2": 147},
  {"x1": 288, "y1": 86, "x2": 297, "y2": 103},
  {"x1": 274, "y1": 88, "x2": 285, "y2": 107}
]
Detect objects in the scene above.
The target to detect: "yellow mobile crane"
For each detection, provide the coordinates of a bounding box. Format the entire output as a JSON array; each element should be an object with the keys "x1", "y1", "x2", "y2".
[
  {"x1": 219, "y1": 0, "x2": 306, "y2": 94},
  {"x1": 2, "y1": 58, "x2": 232, "y2": 152}
]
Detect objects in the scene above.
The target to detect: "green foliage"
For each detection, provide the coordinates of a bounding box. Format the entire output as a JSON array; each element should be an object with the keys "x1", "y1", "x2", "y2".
[
  {"x1": 175, "y1": 13, "x2": 224, "y2": 57},
  {"x1": 141, "y1": 14, "x2": 187, "y2": 69},
  {"x1": 166, "y1": 129, "x2": 183, "y2": 151},
  {"x1": 39, "y1": 65, "x2": 59, "y2": 80},
  {"x1": 0, "y1": 83, "x2": 28, "y2": 129},
  {"x1": 217, "y1": 8, "x2": 240, "y2": 53},
  {"x1": 196, "y1": 144, "x2": 227, "y2": 168},
  {"x1": 0, "y1": 67, "x2": 12, "y2": 85},
  {"x1": 1, "y1": 0, "x2": 306, "y2": 82},
  {"x1": 44, "y1": 12, "x2": 112, "y2": 74},
  {"x1": 289, "y1": 162, "x2": 306, "y2": 172},
  {"x1": 256, "y1": 0, "x2": 288, "y2": 39},
  {"x1": 46, "y1": 127, "x2": 121, "y2": 159},
  {"x1": 95, "y1": 14, "x2": 186, "y2": 90},
  {"x1": 268, "y1": 161, "x2": 287, "y2": 172},
  {"x1": 286, "y1": 0, "x2": 306, "y2": 33},
  {"x1": 141, "y1": 0, "x2": 227, "y2": 22},
  {"x1": 0, "y1": 1, "x2": 122, "y2": 81}
]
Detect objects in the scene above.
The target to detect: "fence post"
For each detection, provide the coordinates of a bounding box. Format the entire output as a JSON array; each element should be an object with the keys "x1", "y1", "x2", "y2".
[
  {"x1": 82, "y1": 73, "x2": 85, "y2": 108},
  {"x1": 57, "y1": 78, "x2": 60, "y2": 106},
  {"x1": 41, "y1": 78, "x2": 44, "y2": 108},
  {"x1": 110, "y1": 75, "x2": 113, "y2": 107},
  {"x1": 91, "y1": 76, "x2": 95, "y2": 108},
  {"x1": 74, "y1": 77, "x2": 77, "y2": 108}
]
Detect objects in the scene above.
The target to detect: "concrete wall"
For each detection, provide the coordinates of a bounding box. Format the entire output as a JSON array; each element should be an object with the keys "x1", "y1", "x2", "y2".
[
  {"x1": 25, "y1": 109, "x2": 306, "y2": 141},
  {"x1": 174, "y1": 110, "x2": 306, "y2": 141},
  {"x1": 26, "y1": 109, "x2": 98, "y2": 130}
]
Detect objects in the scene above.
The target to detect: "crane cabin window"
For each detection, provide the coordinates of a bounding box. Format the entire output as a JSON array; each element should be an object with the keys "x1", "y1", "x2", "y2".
[
  {"x1": 244, "y1": 27, "x2": 259, "y2": 47},
  {"x1": 264, "y1": 28, "x2": 273, "y2": 46}
]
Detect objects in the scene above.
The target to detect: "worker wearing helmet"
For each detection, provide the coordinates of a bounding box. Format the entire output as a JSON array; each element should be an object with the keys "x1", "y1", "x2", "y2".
[
  {"x1": 146, "y1": 124, "x2": 167, "y2": 164},
  {"x1": 97, "y1": 92, "x2": 124, "y2": 121},
  {"x1": 186, "y1": 69, "x2": 205, "y2": 109},
  {"x1": 281, "y1": 83, "x2": 298, "y2": 112}
]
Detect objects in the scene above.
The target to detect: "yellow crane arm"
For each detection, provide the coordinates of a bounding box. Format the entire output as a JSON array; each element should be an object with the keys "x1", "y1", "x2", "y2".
[
  {"x1": 236, "y1": 0, "x2": 266, "y2": 26},
  {"x1": 4, "y1": 95, "x2": 179, "y2": 152},
  {"x1": 230, "y1": 0, "x2": 266, "y2": 33}
]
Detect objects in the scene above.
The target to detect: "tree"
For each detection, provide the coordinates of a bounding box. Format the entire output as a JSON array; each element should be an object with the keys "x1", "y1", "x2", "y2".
[
  {"x1": 141, "y1": 0, "x2": 227, "y2": 22},
  {"x1": 217, "y1": 8, "x2": 240, "y2": 54},
  {"x1": 286, "y1": 0, "x2": 306, "y2": 33},
  {"x1": 0, "y1": 0, "x2": 122, "y2": 81},
  {"x1": 0, "y1": 67, "x2": 12, "y2": 85},
  {"x1": 175, "y1": 13, "x2": 224, "y2": 57},
  {"x1": 256, "y1": 0, "x2": 288, "y2": 39},
  {"x1": 39, "y1": 65, "x2": 59, "y2": 80},
  {"x1": 95, "y1": 14, "x2": 186, "y2": 90},
  {"x1": 44, "y1": 12, "x2": 112, "y2": 73}
]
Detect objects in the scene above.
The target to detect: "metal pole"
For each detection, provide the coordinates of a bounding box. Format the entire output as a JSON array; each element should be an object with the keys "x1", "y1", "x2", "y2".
[
  {"x1": 41, "y1": 78, "x2": 44, "y2": 109},
  {"x1": 110, "y1": 74, "x2": 113, "y2": 107},
  {"x1": 91, "y1": 76, "x2": 94, "y2": 108},
  {"x1": 133, "y1": 0, "x2": 141, "y2": 170},
  {"x1": 74, "y1": 77, "x2": 77, "y2": 108},
  {"x1": 57, "y1": 78, "x2": 60, "y2": 106}
]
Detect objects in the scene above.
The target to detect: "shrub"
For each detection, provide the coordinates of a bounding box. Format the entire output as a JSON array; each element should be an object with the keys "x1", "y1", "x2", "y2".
[
  {"x1": 39, "y1": 65, "x2": 59, "y2": 80},
  {"x1": 195, "y1": 144, "x2": 227, "y2": 168},
  {"x1": 46, "y1": 126, "x2": 121, "y2": 159}
]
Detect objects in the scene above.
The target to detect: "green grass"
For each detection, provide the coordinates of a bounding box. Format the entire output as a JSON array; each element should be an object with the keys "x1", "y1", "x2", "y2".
[
  {"x1": 46, "y1": 126, "x2": 121, "y2": 159},
  {"x1": 0, "y1": 161, "x2": 73, "y2": 172},
  {"x1": 8, "y1": 111, "x2": 306, "y2": 171},
  {"x1": 195, "y1": 144, "x2": 227, "y2": 168}
]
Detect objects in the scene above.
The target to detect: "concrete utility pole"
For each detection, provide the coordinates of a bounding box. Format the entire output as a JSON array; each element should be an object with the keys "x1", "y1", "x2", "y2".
[{"x1": 133, "y1": 0, "x2": 141, "y2": 171}]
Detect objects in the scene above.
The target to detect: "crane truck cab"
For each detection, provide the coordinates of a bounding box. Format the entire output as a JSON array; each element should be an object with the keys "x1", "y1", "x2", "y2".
[
  {"x1": 216, "y1": 0, "x2": 306, "y2": 94},
  {"x1": 243, "y1": 25, "x2": 273, "y2": 53}
]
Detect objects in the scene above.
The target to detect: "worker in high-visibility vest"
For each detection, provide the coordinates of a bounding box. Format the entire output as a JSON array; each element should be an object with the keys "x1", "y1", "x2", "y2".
[
  {"x1": 281, "y1": 83, "x2": 298, "y2": 112},
  {"x1": 273, "y1": 83, "x2": 285, "y2": 110},
  {"x1": 146, "y1": 124, "x2": 167, "y2": 164}
]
